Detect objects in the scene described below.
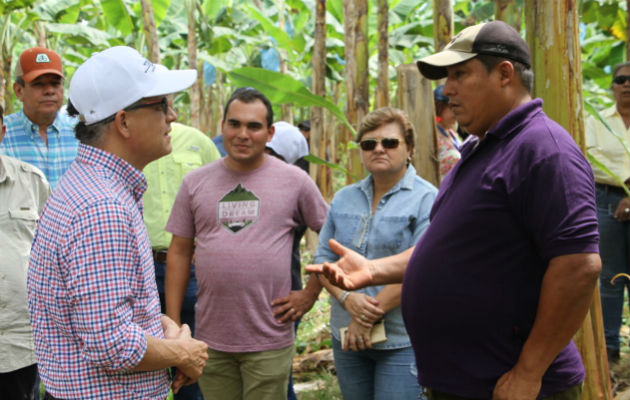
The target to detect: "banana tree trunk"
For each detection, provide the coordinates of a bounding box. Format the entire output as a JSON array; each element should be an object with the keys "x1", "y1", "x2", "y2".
[
  {"x1": 311, "y1": 0, "x2": 330, "y2": 198},
  {"x1": 186, "y1": 0, "x2": 201, "y2": 129},
  {"x1": 374, "y1": 0, "x2": 389, "y2": 108},
  {"x1": 343, "y1": 0, "x2": 368, "y2": 184},
  {"x1": 140, "y1": 0, "x2": 161, "y2": 64},
  {"x1": 275, "y1": 0, "x2": 293, "y2": 123},
  {"x1": 627, "y1": 0, "x2": 629, "y2": 61},
  {"x1": 396, "y1": 64, "x2": 440, "y2": 187},
  {"x1": 1, "y1": 51, "x2": 9, "y2": 114},
  {"x1": 525, "y1": 2, "x2": 612, "y2": 399},
  {"x1": 495, "y1": 0, "x2": 522, "y2": 31},
  {"x1": 35, "y1": 22, "x2": 46, "y2": 47},
  {"x1": 433, "y1": 0, "x2": 453, "y2": 52}
]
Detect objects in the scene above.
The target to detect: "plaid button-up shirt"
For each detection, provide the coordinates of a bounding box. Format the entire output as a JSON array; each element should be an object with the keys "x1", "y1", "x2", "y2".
[
  {"x1": 1, "y1": 110, "x2": 78, "y2": 189},
  {"x1": 27, "y1": 144, "x2": 170, "y2": 399}
]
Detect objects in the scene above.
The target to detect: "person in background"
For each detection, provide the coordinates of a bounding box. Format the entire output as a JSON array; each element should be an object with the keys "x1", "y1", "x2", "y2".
[
  {"x1": 143, "y1": 94, "x2": 221, "y2": 400},
  {"x1": 309, "y1": 21, "x2": 601, "y2": 400},
  {"x1": 585, "y1": 61, "x2": 630, "y2": 369},
  {"x1": 266, "y1": 120, "x2": 320, "y2": 400},
  {"x1": 297, "y1": 120, "x2": 310, "y2": 141},
  {"x1": 1, "y1": 47, "x2": 78, "y2": 189},
  {"x1": 315, "y1": 107, "x2": 436, "y2": 400},
  {"x1": 433, "y1": 85, "x2": 462, "y2": 179},
  {"x1": 0, "y1": 103, "x2": 50, "y2": 400},
  {"x1": 27, "y1": 46, "x2": 208, "y2": 400},
  {"x1": 212, "y1": 134, "x2": 227, "y2": 157},
  {"x1": 165, "y1": 88, "x2": 328, "y2": 400}
]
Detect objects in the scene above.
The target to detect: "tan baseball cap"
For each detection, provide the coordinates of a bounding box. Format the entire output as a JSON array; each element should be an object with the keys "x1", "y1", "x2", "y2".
[
  {"x1": 417, "y1": 21, "x2": 531, "y2": 80},
  {"x1": 15, "y1": 47, "x2": 64, "y2": 83}
]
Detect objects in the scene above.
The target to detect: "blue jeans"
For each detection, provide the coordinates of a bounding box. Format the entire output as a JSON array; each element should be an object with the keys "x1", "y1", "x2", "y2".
[
  {"x1": 332, "y1": 337, "x2": 425, "y2": 400},
  {"x1": 596, "y1": 185, "x2": 630, "y2": 352},
  {"x1": 155, "y1": 260, "x2": 203, "y2": 400}
]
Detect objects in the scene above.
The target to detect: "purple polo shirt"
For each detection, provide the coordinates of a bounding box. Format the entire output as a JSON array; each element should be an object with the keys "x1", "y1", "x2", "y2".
[{"x1": 402, "y1": 99, "x2": 598, "y2": 398}]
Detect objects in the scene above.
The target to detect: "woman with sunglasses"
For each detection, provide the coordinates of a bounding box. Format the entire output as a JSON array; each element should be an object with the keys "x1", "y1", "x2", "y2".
[
  {"x1": 585, "y1": 61, "x2": 630, "y2": 371},
  {"x1": 314, "y1": 107, "x2": 437, "y2": 400}
]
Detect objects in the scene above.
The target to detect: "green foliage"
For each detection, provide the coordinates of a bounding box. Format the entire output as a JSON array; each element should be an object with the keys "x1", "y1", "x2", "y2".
[
  {"x1": 101, "y1": 0, "x2": 134, "y2": 36},
  {"x1": 227, "y1": 67, "x2": 356, "y2": 135}
]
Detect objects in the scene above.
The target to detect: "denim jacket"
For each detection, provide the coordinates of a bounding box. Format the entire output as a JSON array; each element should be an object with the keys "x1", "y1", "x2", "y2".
[{"x1": 314, "y1": 165, "x2": 437, "y2": 349}]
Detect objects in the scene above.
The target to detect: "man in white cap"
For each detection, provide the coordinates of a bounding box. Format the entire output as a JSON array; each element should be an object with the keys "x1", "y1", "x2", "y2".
[
  {"x1": 308, "y1": 20, "x2": 600, "y2": 400},
  {"x1": 27, "y1": 46, "x2": 208, "y2": 400}
]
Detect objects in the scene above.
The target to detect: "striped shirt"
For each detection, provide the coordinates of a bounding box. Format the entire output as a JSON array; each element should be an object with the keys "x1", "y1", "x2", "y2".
[
  {"x1": 1, "y1": 109, "x2": 78, "y2": 189},
  {"x1": 27, "y1": 144, "x2": 170, "y2": 400}
]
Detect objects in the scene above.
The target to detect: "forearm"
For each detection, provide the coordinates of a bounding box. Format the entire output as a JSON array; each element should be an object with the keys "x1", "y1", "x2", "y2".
[
  {"x1": 514, "y1": 253, "x2": 601, "y2": 379},
  {"x1": 373, "y1": 284, "x2": 402, "y2": 313},
  {"x1": 132, "y1": 336, "x2": 184, "y2": 372},
  {"x1": 371, "y1": 247, "x2": 414, "y2": 285},
  {"x1": 303, "y1": 273, "x2": 324, "y2": 298},
  {"x1": 165, "y1": 237, "x2": 194, "y2": 325},
  {"x1": 318, "y1": 273, "x2": 345, "y2": 301}
]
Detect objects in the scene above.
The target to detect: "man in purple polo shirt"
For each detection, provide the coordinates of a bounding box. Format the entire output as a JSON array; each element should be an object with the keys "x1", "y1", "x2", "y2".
[{"x1": 307, "y1": 21, "x2": 601, "y2": 400}]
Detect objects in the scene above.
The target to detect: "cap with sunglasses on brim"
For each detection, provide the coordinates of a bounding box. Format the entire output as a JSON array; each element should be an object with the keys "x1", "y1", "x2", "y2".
[
  {"x1": 69, "y1": 46, "x2": 197, "y2": 125},
  {"x1": 15, "y1": 47, "x2": 64, "y2": 83},
  {"x1": 417, "y1": 20, "x2": 531, "y2": 80}
]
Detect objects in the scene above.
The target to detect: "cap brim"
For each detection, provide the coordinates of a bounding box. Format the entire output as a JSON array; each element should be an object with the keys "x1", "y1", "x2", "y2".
[
  {"x1": 146, "y1": 69, "x2": 198, "y2": 97},
  {"x1": 22, "y1": 69, "x2": 64, "y2": 83},
  {"x1": 416, "y1": 50, "x2": 477, "y2": 80}
]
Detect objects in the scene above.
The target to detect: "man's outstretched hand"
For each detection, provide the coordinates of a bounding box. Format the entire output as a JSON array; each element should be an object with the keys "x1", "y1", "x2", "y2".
[{"x1": 305, "y1": 239, "x2": 374, "y2": 290}]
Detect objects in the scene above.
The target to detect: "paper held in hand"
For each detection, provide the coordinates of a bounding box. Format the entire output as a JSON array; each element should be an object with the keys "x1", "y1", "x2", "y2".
[{"x1": 339, "y1": 319, "x2": 387, "y2": 345}]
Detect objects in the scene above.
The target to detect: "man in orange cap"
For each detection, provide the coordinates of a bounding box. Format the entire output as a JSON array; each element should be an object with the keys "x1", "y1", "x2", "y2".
[{"x1": 1, "y1": 47, "x2": 78, "y2": 189}]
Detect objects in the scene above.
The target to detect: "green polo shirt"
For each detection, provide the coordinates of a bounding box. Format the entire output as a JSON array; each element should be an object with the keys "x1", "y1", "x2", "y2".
[{"x1": 143, "y1": 122, "x2": 221, "y2": 250}]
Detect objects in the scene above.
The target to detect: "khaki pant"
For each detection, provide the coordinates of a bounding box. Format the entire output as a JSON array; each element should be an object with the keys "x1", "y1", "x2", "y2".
[{"x1": 198, "y1": 345, "x2": 294, "y2": 400}]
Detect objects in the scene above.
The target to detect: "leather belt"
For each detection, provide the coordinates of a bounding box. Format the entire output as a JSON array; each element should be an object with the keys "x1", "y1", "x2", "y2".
[{"x1": 152, "y1": 249, "x2": 168, "y2": 263}]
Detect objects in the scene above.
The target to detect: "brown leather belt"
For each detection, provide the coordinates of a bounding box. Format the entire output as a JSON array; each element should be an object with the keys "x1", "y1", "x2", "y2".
[{"x1": 152, "y1": 249, "x2": 168, "y2": 263}]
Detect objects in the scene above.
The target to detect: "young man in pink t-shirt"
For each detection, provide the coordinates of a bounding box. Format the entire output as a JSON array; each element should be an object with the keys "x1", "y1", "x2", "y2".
[{"x1": 165, "y1": 87, "x2": 328, "y2": 400}]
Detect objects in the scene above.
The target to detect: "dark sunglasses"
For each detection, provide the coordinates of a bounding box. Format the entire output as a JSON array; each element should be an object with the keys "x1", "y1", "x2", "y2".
[
  {"x1": 613, "y1": 75, "x2": 630, "y2": 85},
  {"x1": 97, "y1": 97, "x2": 169, "y2": 125},
  {"x1": 359, "y1": 138, "x2": 401, "y2": 151},
  {"x1": 125, "y1": 97, "x2": 169, "y2": 114}
]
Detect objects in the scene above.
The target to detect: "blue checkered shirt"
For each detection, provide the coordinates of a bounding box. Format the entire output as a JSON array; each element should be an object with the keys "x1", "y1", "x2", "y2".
[
  {"x1": 27, "y1": 144, "x2": 170, "y2": 399},
  {"x1": 1, "y1": 110, "x2": 78, "y2": 189}
]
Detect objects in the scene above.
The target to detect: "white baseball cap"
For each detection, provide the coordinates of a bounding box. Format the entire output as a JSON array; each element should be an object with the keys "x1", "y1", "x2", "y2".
[
  {"x1": 268, "y1": 121, "x2": 309, "y2": 164},
  {"x1": 69, "y1": 46, "x2": 197, "y2": 125}
]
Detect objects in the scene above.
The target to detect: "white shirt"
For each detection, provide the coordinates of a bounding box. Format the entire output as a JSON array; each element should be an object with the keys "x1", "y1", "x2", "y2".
[
  {"x1": 0, "y1": 155, "x2": 49, "y2": 372},
  {"x1": 585, "y1": 105, "x2": 630, "y2": 186}
]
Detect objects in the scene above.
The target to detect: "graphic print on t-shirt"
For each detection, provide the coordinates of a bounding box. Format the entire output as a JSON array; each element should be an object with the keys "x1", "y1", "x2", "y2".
[{"x1": 218, "y1": 184, "x2": 260, "y2": 233}]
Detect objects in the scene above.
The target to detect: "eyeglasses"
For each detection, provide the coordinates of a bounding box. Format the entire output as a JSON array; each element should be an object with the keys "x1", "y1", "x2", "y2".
[
  {"x1": 96, "y1": 97, "x2": 169, "y2": 125},
  {"x1": 613, "y1": 75, "x2": 630, "y2": 85},
  {"x1": 358, "y1": 138, "x2": 401, "y2": 151},
  {"x1": 125, "y1": 97, "x2": 169, "y2": 114}
]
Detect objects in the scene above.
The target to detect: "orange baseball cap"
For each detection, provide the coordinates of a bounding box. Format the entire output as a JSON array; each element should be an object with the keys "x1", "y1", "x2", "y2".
[{"x1": 15, "y1": 47, "x2": 64, "y2": 83}]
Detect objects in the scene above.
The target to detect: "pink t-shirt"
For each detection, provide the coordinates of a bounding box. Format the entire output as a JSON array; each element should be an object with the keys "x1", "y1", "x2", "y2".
[{"x1": 166, "y1": 156, "x2": 328, "y2": 352}]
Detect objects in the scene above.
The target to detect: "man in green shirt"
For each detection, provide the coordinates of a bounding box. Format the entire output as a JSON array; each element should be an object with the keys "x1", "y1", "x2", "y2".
[{"x1": 143, "y1": 100, "x2": 221, "y2": 400}]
